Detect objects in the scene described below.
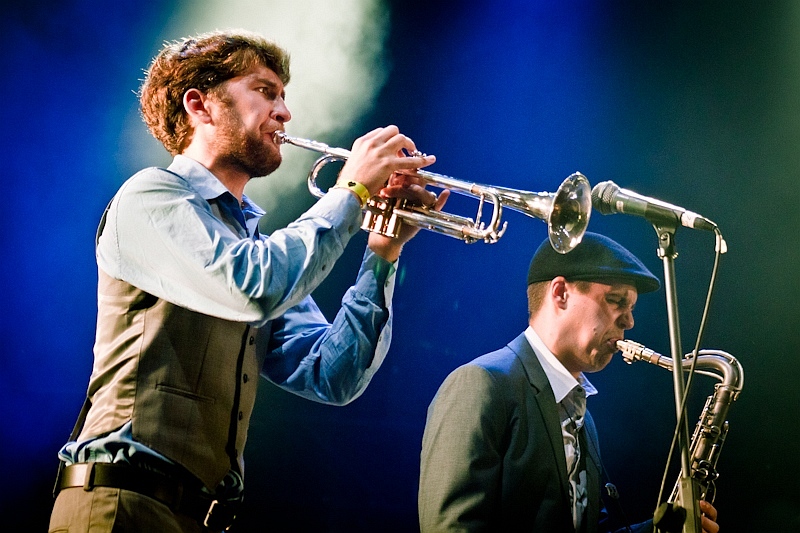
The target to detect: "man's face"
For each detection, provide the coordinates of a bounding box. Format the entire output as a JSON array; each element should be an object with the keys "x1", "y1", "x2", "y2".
[
  {"x1": 208, "y1": 64, "x2": 291, "y2": 178},
  {"x1": 557, "y1": 281, "x2": 637, "y2": 375}
]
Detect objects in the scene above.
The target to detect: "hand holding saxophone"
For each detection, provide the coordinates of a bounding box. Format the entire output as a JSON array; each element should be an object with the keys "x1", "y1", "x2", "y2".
[{"x1": 699, "y1": 500, "x2": 720, "y2": 533}]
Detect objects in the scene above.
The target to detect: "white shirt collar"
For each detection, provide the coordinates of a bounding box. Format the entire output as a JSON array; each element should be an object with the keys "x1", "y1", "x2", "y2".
[{"x1": 524, "y1": 326, "x2": 597, "y2": 403}]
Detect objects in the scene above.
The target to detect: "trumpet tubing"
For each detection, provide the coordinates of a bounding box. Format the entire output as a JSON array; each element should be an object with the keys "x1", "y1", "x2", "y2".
[{"x1": 273, "y1": 131, "x2": 591, "y2": 252}]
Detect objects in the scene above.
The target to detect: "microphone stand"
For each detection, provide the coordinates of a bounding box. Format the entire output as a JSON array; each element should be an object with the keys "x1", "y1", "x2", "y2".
[{"x1": 652, "y1": 224, "x2": 701, "y2": 533}]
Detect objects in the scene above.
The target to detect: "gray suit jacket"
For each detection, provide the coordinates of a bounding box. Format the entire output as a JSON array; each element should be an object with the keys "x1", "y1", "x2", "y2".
[{"x1": 419, "y1": 332, "x2": 606, "y2": 532}]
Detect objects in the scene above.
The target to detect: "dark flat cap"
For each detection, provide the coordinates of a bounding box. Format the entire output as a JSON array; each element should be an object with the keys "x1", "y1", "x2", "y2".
[{"x1": 527, "y1": 232, "x2": 660, "y2": 293}]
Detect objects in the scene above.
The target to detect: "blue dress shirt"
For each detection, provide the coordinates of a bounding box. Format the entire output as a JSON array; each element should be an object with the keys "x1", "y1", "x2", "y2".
[{"x1": 60, "y1": 155, "x2": 398, "y2": 496}]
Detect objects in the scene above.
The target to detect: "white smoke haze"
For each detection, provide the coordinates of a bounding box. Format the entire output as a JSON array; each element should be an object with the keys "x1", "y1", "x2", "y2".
[{"x1": 127, "y1": 0, "x2": 391, "y2": 229}]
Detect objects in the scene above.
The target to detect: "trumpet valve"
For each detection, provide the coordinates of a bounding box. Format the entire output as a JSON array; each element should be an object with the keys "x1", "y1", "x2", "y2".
[{"x1": 362, "y1": 197, "x2": 406, "y2": 238}]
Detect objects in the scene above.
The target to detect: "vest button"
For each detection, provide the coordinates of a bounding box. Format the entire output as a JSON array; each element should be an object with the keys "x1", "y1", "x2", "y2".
[
  {"x1": 238, "y1": 411, "x2": 244, "y2": 421},
  {"x1": 242, "y1": 373, "x2": 249, "y2": 383},
  {"x1": 249, "y1": 336, "x2": 255, "y2": 345}
]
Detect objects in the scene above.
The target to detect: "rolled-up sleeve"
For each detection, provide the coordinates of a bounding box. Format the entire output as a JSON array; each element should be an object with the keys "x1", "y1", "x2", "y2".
[{"x1": 258, "y1": 249, "x2": 397, "y2": 405}]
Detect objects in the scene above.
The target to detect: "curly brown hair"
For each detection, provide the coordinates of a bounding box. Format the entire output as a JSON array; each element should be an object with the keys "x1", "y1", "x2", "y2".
[{"x1": 139, "y1": 30, "x2": 291, "y2": 155}]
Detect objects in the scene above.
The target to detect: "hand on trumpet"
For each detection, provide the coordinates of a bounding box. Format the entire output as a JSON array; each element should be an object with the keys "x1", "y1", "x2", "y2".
[
  {"x1": 337, "y1": 125, "x2": 436, "y2": 198},
  {"x1": 368, "y1": 171, "x2": 451, "y2": 261},
  {"x1": 335, "y1": 125, "x2": 447, "y2": 261}
]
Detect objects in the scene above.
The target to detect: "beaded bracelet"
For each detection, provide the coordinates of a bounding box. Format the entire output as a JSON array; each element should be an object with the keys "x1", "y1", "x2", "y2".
[{"x1": 333, "y1": 180, "x2": 371, "y2": 207}]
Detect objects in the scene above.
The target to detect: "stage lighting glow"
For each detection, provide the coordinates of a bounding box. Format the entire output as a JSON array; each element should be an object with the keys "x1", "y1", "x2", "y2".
[{"x1": 148, "y1": 0, "x2": 392, "y2": 230}]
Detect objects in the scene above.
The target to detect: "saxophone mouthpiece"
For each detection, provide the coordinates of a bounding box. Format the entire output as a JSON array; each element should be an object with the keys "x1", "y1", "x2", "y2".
[{"x1": 616, "y1": 339, "x2": 663, "y2": 365}]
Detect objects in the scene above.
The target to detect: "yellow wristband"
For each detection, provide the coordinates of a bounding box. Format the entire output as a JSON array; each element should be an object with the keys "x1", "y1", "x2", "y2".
[{"x1": 333, "y1": 180, "x2": 371, "y2": 207}]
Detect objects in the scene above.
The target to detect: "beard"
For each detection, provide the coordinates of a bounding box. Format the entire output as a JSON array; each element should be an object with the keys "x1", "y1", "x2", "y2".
[{"x1": 212, "y1": 106, "x2": 282, "y2": 178}]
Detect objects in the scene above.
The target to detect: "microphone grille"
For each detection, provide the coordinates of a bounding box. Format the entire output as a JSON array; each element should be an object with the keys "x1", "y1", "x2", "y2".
[{"x1": 591, "y1": 181, "x2": 618, "y2": 215}]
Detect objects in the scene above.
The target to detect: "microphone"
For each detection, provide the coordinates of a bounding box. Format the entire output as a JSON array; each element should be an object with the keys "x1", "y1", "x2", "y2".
[{"x1": 591, "y1": 180, "x2": 716, "y2": 231}]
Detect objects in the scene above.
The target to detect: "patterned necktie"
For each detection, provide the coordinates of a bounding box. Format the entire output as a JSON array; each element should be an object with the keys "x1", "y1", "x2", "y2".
[{"x1": 561, "y1": 386, "x2": 587, "y2": 531}]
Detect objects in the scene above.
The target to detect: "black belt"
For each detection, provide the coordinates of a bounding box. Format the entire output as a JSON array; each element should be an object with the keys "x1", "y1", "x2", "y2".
[{"x1": 55, "y1": 462, "x2": 237, "y2": 531}]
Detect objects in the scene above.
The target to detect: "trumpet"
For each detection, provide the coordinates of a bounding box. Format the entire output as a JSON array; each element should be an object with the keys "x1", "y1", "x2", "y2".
[{"x1": 273, "y1": 131, "x2": 591, "y2": 253}]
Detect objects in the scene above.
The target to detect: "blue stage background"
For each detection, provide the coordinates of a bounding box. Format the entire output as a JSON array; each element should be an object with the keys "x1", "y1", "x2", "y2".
[{"x1": 2, "y1": 1, "x2": 798, "y2": 531}]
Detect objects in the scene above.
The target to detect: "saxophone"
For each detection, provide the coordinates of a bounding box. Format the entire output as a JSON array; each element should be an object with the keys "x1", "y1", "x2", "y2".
[{"x1": 616, "y1": 339, "x2": 744, "y2": 505}]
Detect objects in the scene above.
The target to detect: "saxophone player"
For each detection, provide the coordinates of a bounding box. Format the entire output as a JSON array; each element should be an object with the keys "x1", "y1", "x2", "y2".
[{"x1": 419, "y1": 232, "x2": 719, "y2": 533}]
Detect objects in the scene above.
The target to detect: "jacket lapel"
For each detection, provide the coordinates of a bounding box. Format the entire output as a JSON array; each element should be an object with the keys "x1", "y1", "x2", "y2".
[{"x1": 506, "y1": 334, "x2": 573, "y2": 510}]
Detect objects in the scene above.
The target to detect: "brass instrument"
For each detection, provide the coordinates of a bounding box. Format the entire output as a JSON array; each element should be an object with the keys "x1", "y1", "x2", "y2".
[
  {"x1": 273, "y1": 131, "x2": 591, "y2": 253},
  {"x1": 617, "y1": 339, "x2": 743, "y2": 509}
]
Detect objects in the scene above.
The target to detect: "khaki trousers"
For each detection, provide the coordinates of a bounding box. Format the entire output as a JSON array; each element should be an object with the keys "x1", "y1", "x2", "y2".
[{"x1": 49, "y1": 486, "x2": 209, "y2": 533}]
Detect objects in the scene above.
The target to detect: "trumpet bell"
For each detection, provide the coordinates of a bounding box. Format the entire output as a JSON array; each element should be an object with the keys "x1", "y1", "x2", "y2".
[
  {"x1": 549, "y1": 173, "x2": 592, "y2": 254},
  {"x1": 491, "y1": 172, "x2": 591, "y2": 254}
]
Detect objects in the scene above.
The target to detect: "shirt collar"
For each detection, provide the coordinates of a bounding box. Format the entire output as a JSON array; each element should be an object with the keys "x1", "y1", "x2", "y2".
[
  {"x1": 524, "y1": 326, "x2": 598, "y2": 403},
  {"x1": 169, "y1": 155, "x2": 265, "y2": 237},
  {"x1": 168, "y1": 154, "x2": 266, "y2": 217}
]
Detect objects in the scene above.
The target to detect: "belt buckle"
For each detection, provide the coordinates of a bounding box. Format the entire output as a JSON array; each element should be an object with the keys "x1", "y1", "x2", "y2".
[{"x1": 203, "y1": 499, "x2": 236, "y2": 531}]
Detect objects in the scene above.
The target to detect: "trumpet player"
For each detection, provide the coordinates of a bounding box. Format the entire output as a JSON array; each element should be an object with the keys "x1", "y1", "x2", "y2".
[
  {"x1": 50, "y1": 29, "x2": 445, "y2": 533},
  {"x1": 419, "y1": 232, "x2": 719, "y2": 533}
]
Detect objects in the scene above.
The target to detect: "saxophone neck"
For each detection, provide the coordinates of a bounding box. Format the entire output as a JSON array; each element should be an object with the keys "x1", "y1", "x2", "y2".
[{"x1": 616, "y1": 340, "x2": 744, "y2": 394}]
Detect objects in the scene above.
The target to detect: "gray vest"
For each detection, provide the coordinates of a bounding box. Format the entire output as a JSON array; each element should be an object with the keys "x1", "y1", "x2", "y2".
[{"x1": 80, "y1": 269, "x2": 263, "y2": 489}]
